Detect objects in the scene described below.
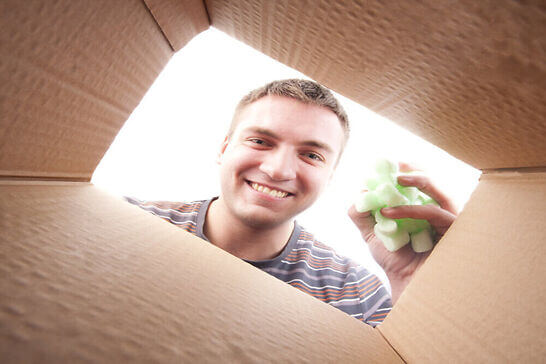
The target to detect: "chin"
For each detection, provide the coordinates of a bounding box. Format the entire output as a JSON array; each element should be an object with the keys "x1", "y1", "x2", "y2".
[
  {"x1": 238, "y1": 209, "x2": 292, "y2": 229},
  {"x1": 242, "y1": 216, "x2": 286, "y2": 230}
]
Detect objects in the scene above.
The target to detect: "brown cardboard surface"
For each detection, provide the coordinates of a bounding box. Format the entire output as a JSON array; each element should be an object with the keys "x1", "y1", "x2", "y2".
[
  {"x1": 0, "y1": 182, "x2": 402, "y2": 363},
  {"x1": 143, "y1": 0, "x2": 209, "y2": 51},
  {"x1": 2, "y1": 0, "x2": 546, "y2": 362},
  {"x1": 207, "y1": 0, "x2": 546, "y2": 170},
  {"x1": 378, "y1": 172, "x2": 546, "y2": 363},
  {"x1": 0, "y1": 0, "x2": 178, "y2": 180}
]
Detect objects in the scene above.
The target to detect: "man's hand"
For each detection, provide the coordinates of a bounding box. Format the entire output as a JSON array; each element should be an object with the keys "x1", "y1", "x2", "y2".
[{"x1": 348, "y1": 162, "x2": 458, "y2": 304}]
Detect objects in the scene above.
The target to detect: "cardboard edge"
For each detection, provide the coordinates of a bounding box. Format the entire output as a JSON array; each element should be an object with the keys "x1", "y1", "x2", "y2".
[
  {"x1": 142, "y1": 0, "x2": 210, "y2": 51},
  {"x1": 0, "y1": 182, "x2": 404, "y2": 363},
  {"x1": 377, "y1": 169, "x2": 546, "y2": 362},
  {"x1": 481, "y1": 166, "x2": 546, "y2": 177}
]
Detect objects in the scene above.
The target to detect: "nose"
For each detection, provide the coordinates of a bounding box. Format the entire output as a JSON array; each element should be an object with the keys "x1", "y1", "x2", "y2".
[{"x1": 259, "y1": 147, "x2": 297, "y2": 181}]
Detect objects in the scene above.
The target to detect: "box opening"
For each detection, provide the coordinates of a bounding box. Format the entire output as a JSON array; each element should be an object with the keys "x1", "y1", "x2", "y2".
[{"x1": 91, "y1": 28, "x2": 481, "y2": 287}]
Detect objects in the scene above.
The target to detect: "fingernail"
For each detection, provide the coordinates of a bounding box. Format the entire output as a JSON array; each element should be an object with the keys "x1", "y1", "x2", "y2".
[{"x1": 381, "y1": 207, "x2": 394, "y2": 213}]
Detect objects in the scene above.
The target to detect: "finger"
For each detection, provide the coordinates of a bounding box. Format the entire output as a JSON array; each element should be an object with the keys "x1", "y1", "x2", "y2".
[
  {"x1": 348, "y1": 204, "x2": 371, "y2": 219},
  {"x1": 381, "y1": 205, "x2": 456, "y2": 235},
  {"x1": 347, "y1": 205, "x2": 375, "y2": 242},
  {"x1": 397, "y1": 174, "x2": 458, "y2": 214},
  {"x1": 398, "y1": 161, "x2": 423, "y2": 173}
]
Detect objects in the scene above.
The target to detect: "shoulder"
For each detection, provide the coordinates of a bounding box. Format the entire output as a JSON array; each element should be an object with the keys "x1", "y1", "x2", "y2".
[
  {"x1": 125, "y1": 197, "x2": 204, "y2": 216},
  {"x1": 125, "y1": 196, "x2": 203, "y2": 212},
  {"x1": 124, "y1": 197, "x2": 206, "y2": 233},
  {"x1": 291, "y1": 227, "x2": 392, "y2": 325},
  {"x1": 296, "y1": 229, "x2": 389, "y2": 294},
  {"x1": 290, "y1": 227, "x2": 361, "y2": 273}
]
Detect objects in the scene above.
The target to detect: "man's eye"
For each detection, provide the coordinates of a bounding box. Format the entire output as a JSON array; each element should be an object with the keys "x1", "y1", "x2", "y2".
[
  {"x1": 248, "y1": 138, "x2": 269, "y2": 146},
  {"x1": 304, "y1": 152, "x2": 324, "y2": 162}
]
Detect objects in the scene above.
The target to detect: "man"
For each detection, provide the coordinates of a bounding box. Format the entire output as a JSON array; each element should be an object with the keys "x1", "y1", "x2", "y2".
[{"x1": 127, "y1": 79, "x2": 457, "y2": 326}]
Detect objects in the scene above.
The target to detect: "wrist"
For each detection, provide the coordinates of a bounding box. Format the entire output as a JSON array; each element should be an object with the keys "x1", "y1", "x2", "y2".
[{"x1": 386, "y1": 271, "x2": 411, "y2": 305}]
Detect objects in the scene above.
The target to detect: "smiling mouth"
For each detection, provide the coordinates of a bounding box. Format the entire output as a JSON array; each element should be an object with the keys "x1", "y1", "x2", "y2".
[{"x1": 247, "y1": 181, "x2": 292, "y2": 198}]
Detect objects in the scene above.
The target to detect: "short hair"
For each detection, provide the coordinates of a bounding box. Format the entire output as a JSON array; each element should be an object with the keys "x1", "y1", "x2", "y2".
[{"x1": 229, "y1": 79, "x2": 350, "y2": 151}]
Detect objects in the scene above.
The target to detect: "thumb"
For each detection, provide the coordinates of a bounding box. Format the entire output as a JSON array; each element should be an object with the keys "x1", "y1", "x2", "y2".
[{"x1": 348, "y1": 204, "x2": 376, "y2": 242}]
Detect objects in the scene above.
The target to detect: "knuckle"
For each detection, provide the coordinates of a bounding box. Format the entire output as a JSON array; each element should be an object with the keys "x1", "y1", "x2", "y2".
[
  {"x1": 424, "y1": 204, "x2": 441, "y2": 215},
  {"x1": 363, "y1": 231, "x2": 375, "y2": 242},
  {"x1": 426, "y1": 204, "x2": 439, "y2": 212},
  {"x1": 348, "y1": 210, "x2": 366, "y2": 223},
  {"x1": 416, "y1": 175, "x2": 430, "y2": 189}
]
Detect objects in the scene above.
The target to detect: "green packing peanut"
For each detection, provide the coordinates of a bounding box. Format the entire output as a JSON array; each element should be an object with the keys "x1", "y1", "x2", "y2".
[{"x1": 355, "y1": 159, "x2": 438, "y2": 253}]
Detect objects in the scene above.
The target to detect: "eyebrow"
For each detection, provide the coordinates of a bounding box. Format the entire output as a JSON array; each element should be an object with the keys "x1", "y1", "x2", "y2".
[{"x1": 245, "y1": 127, "x2": 334, "y2": 154}]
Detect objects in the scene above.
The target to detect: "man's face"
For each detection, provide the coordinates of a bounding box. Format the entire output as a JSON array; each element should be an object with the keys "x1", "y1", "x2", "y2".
[{"x1": 217, "y1": 95, "x2": 345, "y2": 229}]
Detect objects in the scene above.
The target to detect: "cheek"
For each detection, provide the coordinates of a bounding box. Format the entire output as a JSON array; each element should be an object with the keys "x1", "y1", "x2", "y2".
[
  {"x1": 220, "y1": 147, "x2": 260, "y2": 174},
  {"x1": 300, "y1": 166, "x2": 332, "y2": 194}
]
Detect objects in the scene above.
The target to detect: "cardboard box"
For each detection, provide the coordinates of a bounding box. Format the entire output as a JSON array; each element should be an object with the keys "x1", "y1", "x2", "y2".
[{"x1": 1, "y1": 0, "x2": 545, "y2": 362}]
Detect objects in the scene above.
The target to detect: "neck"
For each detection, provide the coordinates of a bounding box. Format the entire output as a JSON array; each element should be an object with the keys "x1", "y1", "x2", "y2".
[{"x1": 204, "y1": 198, "x2": 294, "y2": 261}]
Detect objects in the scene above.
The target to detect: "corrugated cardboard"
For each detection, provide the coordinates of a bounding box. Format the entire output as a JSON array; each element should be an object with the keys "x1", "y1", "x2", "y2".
[
  {"x1": 1, "y1": 0, "x2": 545, "y2": 362},
  {"x1": 207, "y1": 0, "x2": 546, "y2": 170},
  {"x1": 379, "y1": 171, "x2": 546, "y2": 362},
  {"x1": 0, "y1": 0, "x2": 177, "y2": 180},
  {"x1": 143, "y1": 0, "x2": 209, "y2": 51},
  {"x1": 0, "y1": 182, "x2": 401, "y2": 363}
]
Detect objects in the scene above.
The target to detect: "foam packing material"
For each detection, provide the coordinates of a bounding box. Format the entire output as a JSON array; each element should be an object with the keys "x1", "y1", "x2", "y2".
[{"x1": 355, "y1": 159, "x2": 437, "y2": 253}]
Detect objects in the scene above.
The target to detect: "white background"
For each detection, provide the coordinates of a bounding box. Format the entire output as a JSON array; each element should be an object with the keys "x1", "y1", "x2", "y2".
[{"x1": 92, "y1": 28, "x2": 481, "y2": 288}]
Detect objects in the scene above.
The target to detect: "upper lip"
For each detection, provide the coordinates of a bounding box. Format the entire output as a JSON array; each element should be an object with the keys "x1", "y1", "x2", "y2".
[{"x1": 246, "y1": 180, "x2": 294, "y2": 195}]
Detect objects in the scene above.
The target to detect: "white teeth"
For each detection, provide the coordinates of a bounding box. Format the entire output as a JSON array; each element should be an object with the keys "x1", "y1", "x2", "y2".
[{"x1": 250, "y1": 182, "x2": 288, "y2": 198}]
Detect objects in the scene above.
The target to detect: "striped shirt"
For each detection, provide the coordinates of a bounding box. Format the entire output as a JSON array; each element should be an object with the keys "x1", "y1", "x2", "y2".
[{"x1": 126, "y1": 197, "x2": 392, "y2": 326}]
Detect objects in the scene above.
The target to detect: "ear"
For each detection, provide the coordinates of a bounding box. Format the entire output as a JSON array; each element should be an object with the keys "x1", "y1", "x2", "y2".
[{"x1": 216, "y1": 135, "x2": 230, "y2": 165}]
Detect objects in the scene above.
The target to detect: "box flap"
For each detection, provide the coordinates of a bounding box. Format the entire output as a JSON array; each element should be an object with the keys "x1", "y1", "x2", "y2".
[
  {"x1": 0, "y1": 182, "x2": 402, "y2": 363},
  {"x1": 0, "y1": 0, "x2": 179, "y2": 180},
  {"x1": 378, "y1": 171, "x2": 546, "y2": 362},
  {"x1": 143, "y1": 0, "x2": 210, "y2": 51},
  {"x1": 207, "y1": 0, "x2": 546, "y2": 170}
]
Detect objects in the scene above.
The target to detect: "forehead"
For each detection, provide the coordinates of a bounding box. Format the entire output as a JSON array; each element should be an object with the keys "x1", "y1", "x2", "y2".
[{"x1": 233, "y1": 96, "x2": 344, "y2": 151}]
